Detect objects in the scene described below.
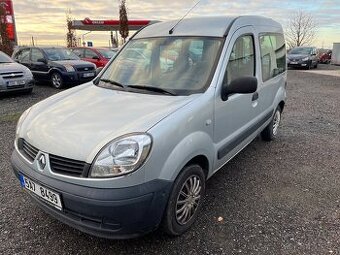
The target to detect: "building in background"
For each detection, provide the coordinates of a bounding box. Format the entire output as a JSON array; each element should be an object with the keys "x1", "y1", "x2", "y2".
[
  {"x1": 0, "y1": 0, "x2": 17, "y2": 46},
  {"x1": 332, "y1": 43, "x2": 340, "y2": 65}
]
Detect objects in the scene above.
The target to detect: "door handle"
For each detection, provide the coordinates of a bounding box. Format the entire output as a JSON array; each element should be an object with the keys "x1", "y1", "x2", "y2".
[{"x1": 252, "y1": 92, "x2": 259, "y2": 101}]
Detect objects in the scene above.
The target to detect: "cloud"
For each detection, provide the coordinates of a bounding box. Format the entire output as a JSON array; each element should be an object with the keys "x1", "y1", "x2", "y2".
[{"x1": 13, "y1": 0, "x2": 340, "y2": 48}]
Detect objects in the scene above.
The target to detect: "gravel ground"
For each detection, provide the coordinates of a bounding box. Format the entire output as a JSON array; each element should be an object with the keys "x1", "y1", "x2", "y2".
[{"x1": 0, "y1": 65, "x2": 339, "y2": 255}]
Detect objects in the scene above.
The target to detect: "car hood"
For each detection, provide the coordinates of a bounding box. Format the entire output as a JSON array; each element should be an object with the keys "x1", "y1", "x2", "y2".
[
  {"x1": 52, "y1": 60, "x2": 94, "y2": 66},
  {"x1": 287, "y1": 54, "x2": 309, "y2": 60},
  {"x1": 21, "y1": 84, "x2": 197, "y2": 162},
  {"x1": 0, "y1": 62, "x2": 29, "y2": 73}
]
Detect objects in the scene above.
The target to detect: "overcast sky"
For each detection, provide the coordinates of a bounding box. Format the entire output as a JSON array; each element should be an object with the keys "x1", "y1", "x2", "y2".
[{"x1": 13, "y1": 0, "x2": 340, "y2": 48}]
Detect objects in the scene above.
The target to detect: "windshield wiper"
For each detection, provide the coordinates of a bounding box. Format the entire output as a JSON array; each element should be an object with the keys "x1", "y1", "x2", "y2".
[
  {"x1": 127, "y1": 85, "x2": 177, "y2": 96},
  {"x1": 99, "y1": 79, "x2": 125, "y2": 88}
]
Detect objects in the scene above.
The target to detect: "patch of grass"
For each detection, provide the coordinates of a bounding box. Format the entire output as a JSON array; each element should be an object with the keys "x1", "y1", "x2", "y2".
[{"x1": 0, "y1": 112, "x2": 22, "y2": 123}]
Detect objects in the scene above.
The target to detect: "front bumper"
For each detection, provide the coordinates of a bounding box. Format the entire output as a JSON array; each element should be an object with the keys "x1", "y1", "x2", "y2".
[
  {"x1": 287, "y1": 60, "x2": 311, "y2": 68},
  {"x1": 61, "y1": 71, "x2": 95, "y2": 85},
  {"x1": 0, "y1": 79, "x2": 34, "y2": 93},
  {"x1": 11, "y1": 149, "x2": 172, "y2": 239}
]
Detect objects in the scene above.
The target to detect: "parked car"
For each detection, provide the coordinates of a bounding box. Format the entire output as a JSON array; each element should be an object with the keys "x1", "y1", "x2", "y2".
[
  {"x1": 12, "y1": 16, "x2": 287, "y2": 239},
  {"x1": 0, "y1": 51, "x2": 34, "y2": 94},
  {"x1": 287, "y1": 46, "x2": 319, "y2": 69},
  {"x1": 319, "y1": 50, "x2": 332, "y2": 64},
  {"x1": 71, "y1": 47, "x2": 117, "y2": 68},
  {"x1": 12, "y1": 47, "x2": 96, "y2": 89}
]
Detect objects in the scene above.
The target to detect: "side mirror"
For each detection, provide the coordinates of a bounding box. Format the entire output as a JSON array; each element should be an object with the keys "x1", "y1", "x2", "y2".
[
  {"x1": 37, "y1": 58, "x2": 47, "y2": 64},
  {"x1": 222, "y1": 76, "x2": 258, "y2": 101},
  {"x1": 92, "y1": 56, "x2": 100, "y2": 60}
]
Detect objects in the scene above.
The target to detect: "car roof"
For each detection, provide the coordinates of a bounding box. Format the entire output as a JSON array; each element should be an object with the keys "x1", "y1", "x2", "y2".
[{"x1": 134, "y1": 16, "x2": 282, "y2": 39}]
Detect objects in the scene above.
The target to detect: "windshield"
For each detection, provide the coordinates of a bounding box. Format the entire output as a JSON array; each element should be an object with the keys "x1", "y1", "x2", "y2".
[
  {"x1": 44, "y1": 48, "x2": 80, "y2": 61},
  {"x1": 98, "y1": 49, "x2": 117, "y2": 59},
  {"x1": 289, "y1": 47, "x2": 312, "y2": 55},
  {"x1": 98, "y1": 37, "x2": 223, "y2": 95},
  {"x1": 0, "y1": 51, "x2": 14, "y2": 63}
]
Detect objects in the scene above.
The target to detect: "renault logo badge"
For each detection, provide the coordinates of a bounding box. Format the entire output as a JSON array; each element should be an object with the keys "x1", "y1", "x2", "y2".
[{"x1": 38, "y1": 154, "x2": 46, "y2": 169}]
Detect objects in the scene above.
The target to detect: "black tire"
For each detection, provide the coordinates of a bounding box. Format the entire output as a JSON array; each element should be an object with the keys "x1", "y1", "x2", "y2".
[
  {"x1": 314, "y1": 63, "x2": 318, "y2": 69},
  {"x1": 162, "y1": 164, "x2": 206, "y2": 236},
  {"x1": 261, "y1": 106, "x2": 282, "y2": 141},
  {"x1": 50, "y1": 72, "x2": 64, "y2": 89}
]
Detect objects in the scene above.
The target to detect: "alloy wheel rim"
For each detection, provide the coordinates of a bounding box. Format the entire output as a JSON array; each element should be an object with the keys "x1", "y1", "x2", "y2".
[
  {"x1": 272, "y1": 110, "x2": 281, "y2": 136},
  {"x1": 175, "y1": 175, "x2": 202, "y2": 225},
  {"x1": 52, "y1": 74, "x2": 61, "y2": 87}
]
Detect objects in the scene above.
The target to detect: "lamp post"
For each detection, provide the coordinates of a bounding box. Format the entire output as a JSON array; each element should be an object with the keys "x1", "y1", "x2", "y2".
[{"x1": 81, "y1": 31, "x2": 92, "y2": 46}]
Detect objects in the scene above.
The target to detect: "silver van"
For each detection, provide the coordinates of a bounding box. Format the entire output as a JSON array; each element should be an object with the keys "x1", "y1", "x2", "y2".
[{"x1": 11, "y1": 16, "x2": 287, "y2": 239}]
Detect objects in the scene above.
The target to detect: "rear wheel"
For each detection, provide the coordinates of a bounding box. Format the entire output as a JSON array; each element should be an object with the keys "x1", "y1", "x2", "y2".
[
  {"x1": 51, "y1": 72, "x2": 64, "y2": 89},
  {"x1": 261, "y1": 106, "x2": 282, "y2": 141},
  {"x1": 162, "y1": 164, "x2": 205, "y2": 236}
]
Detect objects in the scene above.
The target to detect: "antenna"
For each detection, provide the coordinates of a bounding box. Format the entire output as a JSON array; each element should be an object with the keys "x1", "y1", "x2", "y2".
[{"x1": 169, "y1": 1, "x2": 201, "y2": 35}]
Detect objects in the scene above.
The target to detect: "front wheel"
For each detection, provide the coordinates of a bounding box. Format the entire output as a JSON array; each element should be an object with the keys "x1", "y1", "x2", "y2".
[
  {"x1": 162, "y1": 164, "x2": 206, "y2": 236},
  {"x1": 261, "y1": 106, "x2": 282, "y2": 141},
  {"x1": 51, "y1": 72, "x2": 64, "y2": 89}
]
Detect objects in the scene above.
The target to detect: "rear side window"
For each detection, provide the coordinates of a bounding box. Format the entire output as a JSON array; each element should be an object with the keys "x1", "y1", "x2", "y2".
[
  {"x1": 72, "y1": 48, "x2": 84, "y2": 58},
  {"x1": 31, "y1": 49, "x2": 44, "y2": 62},
  {"x1": 15, "y1": 48, "x2": 30, "y2": 62},
  {"x1": 260, "y1": 34, "x2": 286, "y2": 82},
  {"x1": 85, "y1": 49, "x2": 98, "y2": 59},
  {"x1": 225, "y1": 35, "x2": 255, "y2": 85}
]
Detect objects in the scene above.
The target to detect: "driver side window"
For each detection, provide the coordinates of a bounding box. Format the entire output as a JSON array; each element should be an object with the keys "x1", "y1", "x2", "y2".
[{"x1": 225, "y1": 35, "x2": 255, "y2": 86}]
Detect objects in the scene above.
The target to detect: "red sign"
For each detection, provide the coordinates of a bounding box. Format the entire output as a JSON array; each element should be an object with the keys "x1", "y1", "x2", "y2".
[
  {"x1": 0, "y1": 0, "x2": 16, "y2": 41},
  {"x1": 82, "y1": 17, "x2": 151, "y2": 27}
]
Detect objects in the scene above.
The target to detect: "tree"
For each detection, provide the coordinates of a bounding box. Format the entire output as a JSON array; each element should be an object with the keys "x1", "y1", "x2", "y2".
[
  {"x1": 66, "y1": 10, "x2": 77, "y2": 48},
  {"x1": 286, "y1": 11, "x2": 317, "y2": 49},
  {"x1": 0, "y1": 3, "x2": 13, "y2": 55},
  {"x1": 119, "y1": 0, "x2": 129, "y2": 43}
]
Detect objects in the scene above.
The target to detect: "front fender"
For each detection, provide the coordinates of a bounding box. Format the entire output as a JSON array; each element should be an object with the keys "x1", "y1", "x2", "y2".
[{"x1": 158, "y1": 131, "x2": 215, "y2": 181}]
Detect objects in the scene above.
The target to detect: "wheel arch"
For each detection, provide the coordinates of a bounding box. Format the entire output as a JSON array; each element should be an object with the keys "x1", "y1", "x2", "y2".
[{"x1": 183, "y1": 155, "x2": 209, "y2": 180}]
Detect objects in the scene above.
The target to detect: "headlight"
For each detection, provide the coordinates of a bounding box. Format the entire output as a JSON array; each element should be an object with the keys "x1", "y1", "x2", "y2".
[
  {"x1": 63, "y1": 64, "x2": 75, "y2": 72},
  {"x1": 23, "y1": 67, "x2": 33, "y2": 78},
  {"x1": 16, "y1": 107, "x2": 32, "y2": 138},
  {"x1": 302, "y1": 57, "x2": 309, "y2": 61},
  {"x1": 90, "y1": 133, "x2": 152, "y2": 178}
]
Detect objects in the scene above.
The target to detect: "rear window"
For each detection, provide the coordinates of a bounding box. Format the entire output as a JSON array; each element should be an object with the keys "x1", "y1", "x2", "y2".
[{"x1": 260, "y1": 34, "x2": 286, "y2": 82}]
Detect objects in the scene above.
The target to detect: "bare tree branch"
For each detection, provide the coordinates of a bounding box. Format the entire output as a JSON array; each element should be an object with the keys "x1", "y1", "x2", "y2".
[
  {"x1": 66, "y1": 9, "x2": 77, "y2": 48},
  {"x1": 286, "y1": 11, "x2": 317, "y2": 49}
]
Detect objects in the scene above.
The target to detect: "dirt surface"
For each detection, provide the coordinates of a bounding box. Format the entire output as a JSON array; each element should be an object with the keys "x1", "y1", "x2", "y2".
[{"x1": 0, "y1": 65, "x2": 339, "y2": 255}]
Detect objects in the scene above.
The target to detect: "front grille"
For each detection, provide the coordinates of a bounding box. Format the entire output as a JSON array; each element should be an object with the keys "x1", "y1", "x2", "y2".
[
  {"x1": 75, "y1": 66, "x2": 95, "y2": 72},
  {"x1": 1, "y1": 72, "x2": 24, "y2": 79},
  {"x1": 18, "y1": 139, "x2": 89, "y2": 177},
  {"x1": 20, "y1": 139, "x2": 39, "y2": 162},
  {"x1": 49, "y1": 154, "x2": 88, "y2": 177}
]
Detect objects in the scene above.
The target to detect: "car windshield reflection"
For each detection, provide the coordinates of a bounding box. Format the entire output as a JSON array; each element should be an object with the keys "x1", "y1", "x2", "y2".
[{"x1": 98, "y1": 37, "x2": 222, "y2": 95}]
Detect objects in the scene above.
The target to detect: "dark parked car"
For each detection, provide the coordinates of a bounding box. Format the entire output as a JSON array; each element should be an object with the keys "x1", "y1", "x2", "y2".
[
  {"x1": 287, "y1": 46, "x2": 319, "y2": 69},
  {"x1": 0, "y1": 51, "x2": 34, "y2": 94},
  {"x1": 319, "y1": 50, "x2": 332, "y2": 64},
  {"x1": 12, "y1": 47, "x2": 96, "y2": 89},
  {"x1": 71, "y1": 47, "x2": 117, "y2": 68}
]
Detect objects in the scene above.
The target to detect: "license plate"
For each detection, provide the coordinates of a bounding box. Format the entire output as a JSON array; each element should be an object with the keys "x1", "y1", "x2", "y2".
[
  {"x1": 290, "y1": 61, "x2": 298, "y2": 64},
  {"x1": 7, "y1": 80, "x2": 25, "y2": 86},
  {"x1": 19, "y1": 174, "x2": 62, "y2": 210},
  {"x1": 83, "y1": 72, "x2": 95, "y2": 78}
]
